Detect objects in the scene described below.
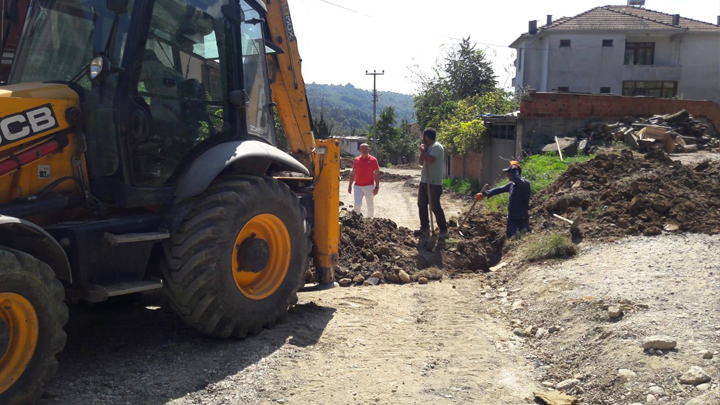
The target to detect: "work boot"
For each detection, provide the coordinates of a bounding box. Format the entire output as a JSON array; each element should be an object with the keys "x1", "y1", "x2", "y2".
[
  {"x1": 413, "y1": 228, "x2": 429, "y2": 237},
  {"x1": 438, "y1": 229, "x2": 450, "y2": 239}
]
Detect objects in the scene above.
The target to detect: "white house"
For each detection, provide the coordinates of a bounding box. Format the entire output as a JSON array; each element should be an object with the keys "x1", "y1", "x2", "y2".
[
  {"x1": 332, "y1": 135, "x2": 368, "y2": 157},
  {"x1": 510, "y1": 5, "x2": 720, "y2": 102}
]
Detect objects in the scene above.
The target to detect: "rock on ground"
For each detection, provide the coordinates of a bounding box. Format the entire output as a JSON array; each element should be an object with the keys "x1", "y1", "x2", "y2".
[
  {"x1": 685, "y1": 391, "x2": 720, "y2": 405},
  {"x1": 642, "y1": 335, "x2": 678, "y2": 350},
  {"x1": 556, "y1": 378, "x2": 580, "y2": 391},
  {"x1": 679, "y1": 366, "x2": 712, "y2": 386}
]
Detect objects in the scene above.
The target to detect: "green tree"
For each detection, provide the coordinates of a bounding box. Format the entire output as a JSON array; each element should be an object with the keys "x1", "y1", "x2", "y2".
[
  {"x1": 413, "y1": 37, "x2": 498, "y2": 129},
  {"x1": 313, "y1": 112, "x2": 334, "y2": 139},
  {"x1": 370, "y1": 107, "x2": 417, "y2": 165},
  {"x1": 444, "y1": 38, "x2": 496, "y2": 100}
]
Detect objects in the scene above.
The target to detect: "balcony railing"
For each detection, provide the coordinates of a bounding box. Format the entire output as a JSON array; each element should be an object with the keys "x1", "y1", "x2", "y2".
[{"x1": 623, "y1": 65, "x2": 682, "y2": 81}]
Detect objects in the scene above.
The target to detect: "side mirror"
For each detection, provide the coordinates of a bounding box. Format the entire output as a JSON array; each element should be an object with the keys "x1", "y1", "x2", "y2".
[{"x1": 88, "y1": 56, "x2": 111, "y2": 82}]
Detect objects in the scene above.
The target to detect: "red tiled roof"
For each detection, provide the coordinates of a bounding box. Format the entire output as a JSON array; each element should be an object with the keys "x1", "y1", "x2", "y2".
[{"x1": 537, "y1": 5, "x2": 719, "y2": 32}]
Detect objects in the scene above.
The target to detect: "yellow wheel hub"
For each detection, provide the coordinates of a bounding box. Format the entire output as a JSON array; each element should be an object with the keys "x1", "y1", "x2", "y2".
[
  {"x1": 232, "y1": 214, "x2": 291, "y2": 300},
  {"x1": 0, "y1": 293, "x2": 38, "y2": 395}
]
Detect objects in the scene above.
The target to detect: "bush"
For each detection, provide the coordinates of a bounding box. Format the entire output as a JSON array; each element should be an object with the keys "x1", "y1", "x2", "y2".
[
  {"x1": 522, "y1": 233, "x2": 577, "y2": 262},
  {"x1": 443, "y1": 178, "x2": 480, "y2": 194}
]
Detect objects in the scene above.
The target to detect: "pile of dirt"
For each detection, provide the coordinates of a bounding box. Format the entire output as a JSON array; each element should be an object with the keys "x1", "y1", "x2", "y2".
[
  {"x1": 335, "y1": 210, "x2": 506, "y2": 286},
  {"x1": 340, "y1": 158, "x2": 354, "y2": 169},
  {"x1": 339, "y1": 170, "x2": 413, "y2": 183},
  {"x1": 392, "y1": 163, "x2": 421, "y2": 170},
  {"x1": 531, "y1": 150, "x2": 720, "y2": 240}
]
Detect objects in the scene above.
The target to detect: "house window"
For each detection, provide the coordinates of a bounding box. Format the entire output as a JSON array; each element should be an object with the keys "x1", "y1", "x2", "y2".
[
  {"x1": 622, "y1": 81, "x2": 677, "y2": 98},
  {"x1": 600, "y1": 87, "x2": 611, "y2": 94},
  {"x1": 624, "y1": 42, "x2": 655, "y2": 65},
  {"x1": 489, "y1": 124, "x2": 516, "y2": 141},
  {"x1": 558, "y1": 87, "x2": 569, "y2": 92},
  {"x1": 560, "y1": 40, "x2": 571, "y2": 47},
  {"x1": 518, "y1": 49, "x2": 523, "y2": 70},
  {"x1": 602, "y1": 39, "x2": 614, "y2": 47}
]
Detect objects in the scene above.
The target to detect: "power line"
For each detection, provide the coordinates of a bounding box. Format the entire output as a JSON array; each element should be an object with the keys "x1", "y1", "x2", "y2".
[{"x1": 313, "y1": 0, "x2": 372, "y2": 17}]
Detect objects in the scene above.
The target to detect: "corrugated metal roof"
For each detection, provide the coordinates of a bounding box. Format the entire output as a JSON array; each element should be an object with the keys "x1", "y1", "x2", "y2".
[{"x1": 536, "y1": 5, "x2": 719, "y2": 32}]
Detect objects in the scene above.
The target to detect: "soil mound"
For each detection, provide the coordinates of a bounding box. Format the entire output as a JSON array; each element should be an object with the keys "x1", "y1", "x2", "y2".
[
  {"x1": 531, "y1": 151, "x2": 720, "y2": 239},
  {"x1": 393, "y1": 163, "x2": 421, "y2": 170},
  {"x1": 336, "y1": 210, "x2": 506, "y2": 286},
  {"x1": 340, "y1": 170, "x2": 412, "y2": 183},
  {"x1": 340, "y1": 158, "x2": 354, "y2": 169}
]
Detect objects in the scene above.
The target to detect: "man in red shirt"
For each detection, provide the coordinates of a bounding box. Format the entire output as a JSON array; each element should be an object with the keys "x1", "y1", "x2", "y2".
[{"x1": 347, "y1": 143, "x2": 380, "y2": 218}]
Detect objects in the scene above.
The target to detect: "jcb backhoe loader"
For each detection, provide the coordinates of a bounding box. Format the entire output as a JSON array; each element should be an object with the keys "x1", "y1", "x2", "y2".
[{"x1": 0, "y1": 0, "x2": 339, "y2": 402}]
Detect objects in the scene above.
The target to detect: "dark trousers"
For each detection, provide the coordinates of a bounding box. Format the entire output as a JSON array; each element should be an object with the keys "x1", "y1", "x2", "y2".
[
  {"x1": 418, "y1": 183, "x2": 447, "y2": 231},
  {"x1": 507, "y1": 218, "x2": 530, "y2": 239}
]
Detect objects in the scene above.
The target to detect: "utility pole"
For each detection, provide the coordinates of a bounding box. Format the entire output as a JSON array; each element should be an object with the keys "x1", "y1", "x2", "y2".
[{"x1": 366, "y1": 70, "x2": 384, "y2": 154}]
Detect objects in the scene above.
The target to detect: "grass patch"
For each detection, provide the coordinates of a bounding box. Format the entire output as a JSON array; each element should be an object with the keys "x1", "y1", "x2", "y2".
[
  {"x1": 522, "y1": 232, "x2": 577, "y2": 262},
  {"x1": 443, "y1": 177, "x2": 480, "y2": 194},
  {"x1": 482, "y1": 153, "x2": 594, "y2": 214}
]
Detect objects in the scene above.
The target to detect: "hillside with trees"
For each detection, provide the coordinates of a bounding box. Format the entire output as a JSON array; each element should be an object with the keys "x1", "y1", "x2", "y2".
[{"x1": 306, "y1": 83, "x2": 415, "y2": 136}]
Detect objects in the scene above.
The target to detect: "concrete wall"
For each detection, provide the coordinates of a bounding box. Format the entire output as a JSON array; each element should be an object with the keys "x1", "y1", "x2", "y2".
[
  {"x1": 678, "y1": 34, "x2": 720, "y2": 101},
  {"x1": 545, "y1": 33, "x2": 627, "y2": 94},
  {"x1": 448, "y1": 138, "x2": 520, "y2": 186},
  {"x1": 513, "y1": 31, "x2": 720, "y2": 102}
]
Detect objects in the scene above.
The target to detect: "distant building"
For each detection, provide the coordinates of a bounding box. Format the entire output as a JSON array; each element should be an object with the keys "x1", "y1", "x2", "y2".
[
  {"x1": 510, "y1": 6, "x2": 720, "y2": 102},
  {"x1": 332, "y1": 135, "x2": 368, "y2": 157}
]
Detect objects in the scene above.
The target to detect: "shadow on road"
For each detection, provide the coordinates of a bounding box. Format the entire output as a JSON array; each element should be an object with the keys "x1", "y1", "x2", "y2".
[{"x1": 44, "y1": 292, "x2": 335, "y2": 404}]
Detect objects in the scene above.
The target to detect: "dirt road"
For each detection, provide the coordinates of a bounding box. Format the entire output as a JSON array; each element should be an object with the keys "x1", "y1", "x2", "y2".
[
  {"x1": 339, "y1": 168, "x2": 469, "y2": 230},
  {"x1": 41, "y1": 152, "x2": 720, "y2": 404},
  {"x1": 45, "y1": 279, "x2": 536, "y2": 405}
]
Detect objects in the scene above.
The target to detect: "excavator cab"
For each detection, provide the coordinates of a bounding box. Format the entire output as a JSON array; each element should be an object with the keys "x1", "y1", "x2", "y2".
[
  {"x1": 0, "y1": 0, "x2": 338, "y2": 403},
  {"x1": 9, "y1": 0, "x2": 280, "y2": 201}
]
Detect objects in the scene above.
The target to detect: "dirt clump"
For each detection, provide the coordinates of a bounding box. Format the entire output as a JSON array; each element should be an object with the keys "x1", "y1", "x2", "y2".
[
  {"x1": 336, "y1": 210, "x2": 506, "y2": 285},
  {"x1": 531, "y1": 150, "x2": 720, "y2": 240},
  {"x1": 340, "y1": 170, "x2": 412, "y2": 183}
]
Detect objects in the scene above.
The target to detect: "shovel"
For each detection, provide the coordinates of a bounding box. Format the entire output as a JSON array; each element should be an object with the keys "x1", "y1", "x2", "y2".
[
  {"x1": 425, "y1": 165, "x2": 438, "y2": 251},
  {"x1": 458, "y1": 184, "x2": 489, "y2": 237}
]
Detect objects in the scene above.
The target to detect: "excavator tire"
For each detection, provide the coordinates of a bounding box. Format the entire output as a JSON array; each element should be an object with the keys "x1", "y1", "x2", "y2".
[
  {"x1": 163, "y1": 174, "x2": 310, "y2": 338},
  {"x1": 0, "y1": 248, "x2": 68, "y2": 405}
]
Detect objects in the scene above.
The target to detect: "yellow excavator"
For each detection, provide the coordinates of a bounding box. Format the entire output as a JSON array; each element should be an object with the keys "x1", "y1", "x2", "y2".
[{"x1": 0, "y1": 0, "x2": 339, "y2": 402}]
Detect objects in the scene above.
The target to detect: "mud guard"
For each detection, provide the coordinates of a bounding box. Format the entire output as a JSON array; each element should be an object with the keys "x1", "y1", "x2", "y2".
[
  {"x1": 174, "y1": 140, "x2": 309, "y2": 203},
  {"x1": 0, "y1": 215, "x2": 72, "y2": 283}
]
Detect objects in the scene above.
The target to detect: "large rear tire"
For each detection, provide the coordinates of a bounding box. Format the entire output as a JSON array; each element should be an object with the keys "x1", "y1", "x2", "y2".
[
  {"x1": 163, "y1": 175, "x2": 310, "y2": 338},
  {"x1": 0, "y1": 248, "x2": 68, "y2": 405}
]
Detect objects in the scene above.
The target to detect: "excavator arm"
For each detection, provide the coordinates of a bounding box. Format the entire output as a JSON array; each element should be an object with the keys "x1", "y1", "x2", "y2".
[
  {"x1": 265, "y1": 0, "x2": 340, "y2": 285},
  {"x1": 265, "y1": 0, "x2": 315, "y2": 170}
]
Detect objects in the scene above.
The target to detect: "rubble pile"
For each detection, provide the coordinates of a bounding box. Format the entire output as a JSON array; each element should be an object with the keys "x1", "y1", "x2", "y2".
[
  {"x1": 335, "y1": 210, "x2": 505, "y2": 286},
  {"x1": 546, "y1": 110, "x2": 719, "y2": 156},
  {"x1": 531, "y1": 150, "x2": 720, "y2": 239},
  {"x1": 339, "y1": 170, "x2": 413, "y2": 182}
]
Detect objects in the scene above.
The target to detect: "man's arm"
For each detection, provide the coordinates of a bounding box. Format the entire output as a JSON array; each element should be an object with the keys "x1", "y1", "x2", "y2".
[
  {"x1": 347, "y1": 168, "x2": 356, "y2": 194},
  {"x1": 484, "y1": 182, "x2": 512, "y2": 198},
  {"x1": 419, "y1": 145, "x2": 437, "y2": 165},
  {"x1": 373, "y1": 169, "x2": 380, "y2": 195}
]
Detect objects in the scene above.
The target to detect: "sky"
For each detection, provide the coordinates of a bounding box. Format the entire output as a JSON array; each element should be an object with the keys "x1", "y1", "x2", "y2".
[{"x1": 288, "y1": 0, "x2": 720, "y2": 95}]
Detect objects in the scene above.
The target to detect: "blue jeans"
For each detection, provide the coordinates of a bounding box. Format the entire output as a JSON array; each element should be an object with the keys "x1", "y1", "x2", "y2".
[{"x1": 507, "y1": 218, "x2": 530, "y2": 239}]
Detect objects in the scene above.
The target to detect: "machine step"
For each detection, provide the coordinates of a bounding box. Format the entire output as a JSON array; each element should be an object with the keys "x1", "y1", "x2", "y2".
[
  {"x1": 104, "y1": 230, "x2": 170, "y2": 245},
  {"x1": 105, "y1": 280, "x2": 164, "y2": 297},
  {"x1": 68, "y1": 279, "x2": 164, "y2": 302}
]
